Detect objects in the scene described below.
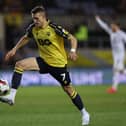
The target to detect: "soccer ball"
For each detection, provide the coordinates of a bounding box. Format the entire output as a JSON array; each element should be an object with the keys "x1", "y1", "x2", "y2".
[{"x1": 0, "y1": 79, "x2": 10, "y2": 95}]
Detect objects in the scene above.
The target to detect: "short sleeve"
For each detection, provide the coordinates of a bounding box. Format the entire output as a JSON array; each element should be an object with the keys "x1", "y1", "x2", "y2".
[{"x1": 49, "y1": 22, "x2": 70, "y2": 39}]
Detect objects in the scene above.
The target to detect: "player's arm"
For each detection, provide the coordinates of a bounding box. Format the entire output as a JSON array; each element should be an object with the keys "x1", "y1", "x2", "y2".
[
  {"x1": 5, "y1": 35, "x2": 30, "y2": 61},
  {"x1": 68, "y1": 34, "x2": 78, "y2": 61},
  {"x1": 95, "y1": 15, "x2": 112, "y2": 34},
  {"x1": 58, "y1": 26, "x2": 78, "y2": 61},
  {"x1": 5, "y1": 23, "x2": 34, "y2": 61},
  {"x1": 13, "y1": 35, "x2": 30, "y2": 51},
  {"x1": 49, "y1": 22, "x2": 78, "y2": 61}
]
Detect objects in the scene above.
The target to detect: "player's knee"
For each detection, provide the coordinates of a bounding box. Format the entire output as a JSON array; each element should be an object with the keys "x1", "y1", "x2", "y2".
[
  {"x1": 63, "y1": 86, "x2": 69, "y2": 94},
  {"x1": 63, "y1": 86, "x2": 76, "y2": 97}
]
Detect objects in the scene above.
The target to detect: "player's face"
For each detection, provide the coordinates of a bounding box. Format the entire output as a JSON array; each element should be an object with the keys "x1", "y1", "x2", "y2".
[
  {"x1": 110, "y1": 24, "x2": 119, "y2": 32},
  {"x1": 32, "y1": 12, "x2": 45, "y2": 27}
]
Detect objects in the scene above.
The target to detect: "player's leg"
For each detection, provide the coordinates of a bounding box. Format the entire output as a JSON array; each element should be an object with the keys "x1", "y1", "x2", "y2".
[
  {"x1": 0, "y1": 57, "x2": 40, "y2": 105},
  {"x1": 112, "y1": 56, "x2": 125, "y2": 90},
  {"x1": 11, "y1": 57, "x2": 39, "y2": 89},
  {"x1": 107, "y1": 56, "x2": 124, "y2": 93},
  {"x1": 50, "y1": 69, "x2": 90, "y2": 125},
  {"x1": 111, "y1": 70, "x2": 120, "y2": 91},
  {"x1": 107, "y1": 70, "x2": 119, "y2": 93},
  {"x1": 63, "y1": 85, "x2": 90, "y2": 125},
  {"x1": 119, "y1": 55, "x2": 126, "y2": 75}
]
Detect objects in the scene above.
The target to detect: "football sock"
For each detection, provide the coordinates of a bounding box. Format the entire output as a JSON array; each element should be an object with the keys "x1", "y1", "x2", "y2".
[
  {"x1": 11, "y1": 67, "x2": 23, "y2": 89},
  {"x1": 9, "y1": 88, "x2": 17, "y2": 100},
  {"x1": 71, "y1": 91, "x2": 84, "y2": 111},
  {"x1": 112, "y1": 72, "x2": 119, "y2": 90},
  {"x1": 81, "y1": 108, "x2": 88, "y2": 115}
]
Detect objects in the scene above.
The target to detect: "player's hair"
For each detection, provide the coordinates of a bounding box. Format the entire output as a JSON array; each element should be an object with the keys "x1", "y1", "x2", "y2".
[
  {"x1": 111, "y1": 21, "x2": 120, "y2": 28},
  {"x1": 31, "y1": 6, "x2": 45, "y2": 14}
]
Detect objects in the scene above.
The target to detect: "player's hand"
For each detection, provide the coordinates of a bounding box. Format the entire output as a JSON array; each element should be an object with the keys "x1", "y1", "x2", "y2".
[
  {"x1": 68, "y1": 52, "x2": 78, "y2": 61},
  {"x1": 5, "y1": 48, "x2": 17, "y2": 61}
]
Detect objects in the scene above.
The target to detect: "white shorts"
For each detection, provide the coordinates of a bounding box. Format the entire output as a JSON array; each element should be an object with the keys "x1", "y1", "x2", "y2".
[{"x1": 113, "y1": 56, "x2": 125, "y2": 70}]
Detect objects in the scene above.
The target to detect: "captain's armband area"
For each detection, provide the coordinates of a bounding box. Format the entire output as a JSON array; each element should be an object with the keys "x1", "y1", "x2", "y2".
[
  {"x1": 58, "y1": 26, "x2": 69, "y2": 39},
  {"x1": 49, "y1": 22, "x2": 70, "y2": 39}
]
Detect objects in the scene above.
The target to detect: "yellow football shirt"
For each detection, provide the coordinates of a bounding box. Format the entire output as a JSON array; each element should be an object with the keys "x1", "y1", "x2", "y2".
[{"x1": 26, "y1": 21, "x2": 70, "y2": 67}]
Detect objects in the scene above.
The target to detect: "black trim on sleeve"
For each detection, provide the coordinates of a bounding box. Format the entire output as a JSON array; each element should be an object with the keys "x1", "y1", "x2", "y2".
[
  {"x1": 49, "y1": 22, "x2": 69, "y2": 39},
  {"x1": 26, "y1": 23, "x2": 35, "y2": 38}
]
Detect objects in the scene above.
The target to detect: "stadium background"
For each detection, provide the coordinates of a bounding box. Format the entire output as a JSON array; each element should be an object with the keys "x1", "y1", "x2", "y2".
[{"x1": 0, "y1": 0, "x2": 126, "y2": 85}]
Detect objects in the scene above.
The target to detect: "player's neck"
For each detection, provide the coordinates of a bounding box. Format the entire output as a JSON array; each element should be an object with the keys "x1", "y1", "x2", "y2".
[
  {"x1": 113, "y1": 28, "x2": 120, "y2": 33},
  {"x1": 41, "y1": 20, "x2": 48, "y2": 29},
  {"x1": 115, "y1": 29, "x2": 120, "y2": 32}
]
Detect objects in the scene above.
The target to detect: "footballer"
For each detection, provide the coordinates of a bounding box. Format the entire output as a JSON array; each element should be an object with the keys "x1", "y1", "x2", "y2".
[
  {"x1": 96, "y1": 15, "x2": 126, "y2": 93},
  {"x1": 0, "y1": 6, "x2": 90, "y2": 125}
]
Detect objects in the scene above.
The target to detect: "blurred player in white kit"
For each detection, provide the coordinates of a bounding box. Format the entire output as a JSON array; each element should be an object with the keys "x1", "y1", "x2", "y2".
[{"x1": 95, "y1": 15, "x2": 126, "y2": 93}]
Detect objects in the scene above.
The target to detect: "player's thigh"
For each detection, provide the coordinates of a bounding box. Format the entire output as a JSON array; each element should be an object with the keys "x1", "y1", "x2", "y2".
[
  {"x1": 113, "y1": 56, "x2": 124, "y2": 71},
  {"x1": 15, "y1": 57, "x2": 40, "y2": 71},
  {"x1": 50, "y1": 67, "x2": 76, "y2": 96}
]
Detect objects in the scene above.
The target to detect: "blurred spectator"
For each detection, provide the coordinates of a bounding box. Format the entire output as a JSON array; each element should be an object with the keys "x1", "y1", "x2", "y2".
[
  {"x1": 4, "y1": 0, "x2": 24, "y2": 50},
  {"x1": 74, "y1": 21, "x2": 88, "y2": 47}
]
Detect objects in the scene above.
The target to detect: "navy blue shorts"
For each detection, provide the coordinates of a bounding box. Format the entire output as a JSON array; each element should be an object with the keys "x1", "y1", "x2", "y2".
[{"x1": 36, "y1": 57, "x2": 71, "y2": 86}]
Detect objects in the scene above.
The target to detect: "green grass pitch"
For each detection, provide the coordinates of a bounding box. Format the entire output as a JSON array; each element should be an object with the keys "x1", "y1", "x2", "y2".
[{"x1": 0, "y1": 85, "x2": 126, "y2": 126}]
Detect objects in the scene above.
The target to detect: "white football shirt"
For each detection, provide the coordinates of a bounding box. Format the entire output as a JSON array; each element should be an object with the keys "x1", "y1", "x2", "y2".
[{"x1": 96, "y1": 17, "x2": 126, "y2": 58}]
